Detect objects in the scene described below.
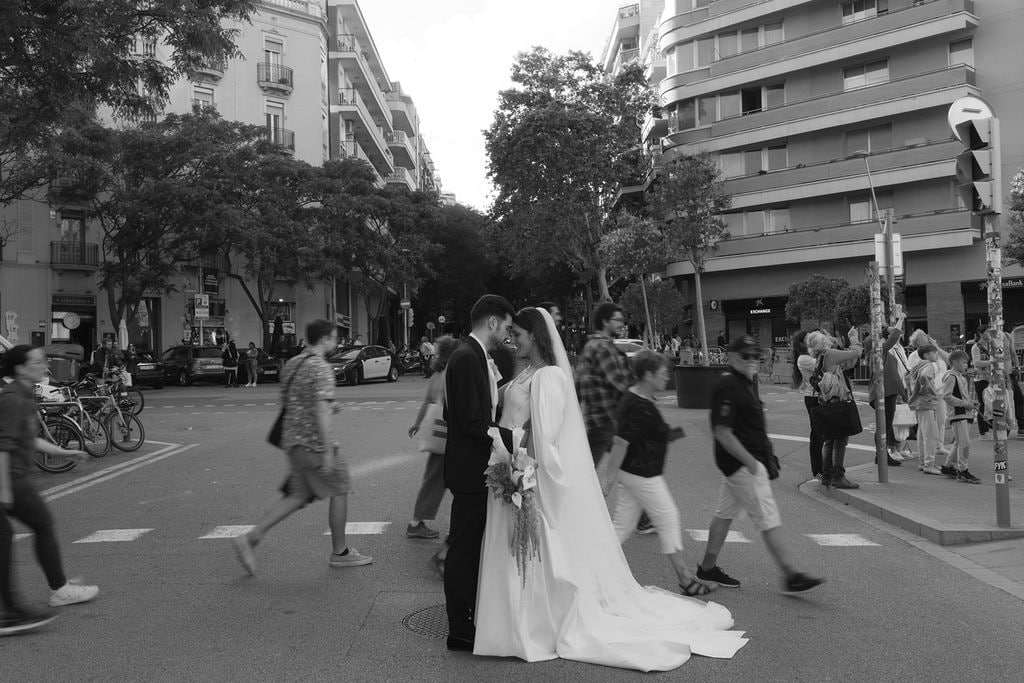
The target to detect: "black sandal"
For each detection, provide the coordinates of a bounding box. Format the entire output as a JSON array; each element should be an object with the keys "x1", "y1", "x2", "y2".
[{"x1": 679, "y1": 578, "x2": 715, "y2": 597}]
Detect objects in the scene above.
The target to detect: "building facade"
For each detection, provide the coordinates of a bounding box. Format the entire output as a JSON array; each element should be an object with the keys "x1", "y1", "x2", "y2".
[
  {"x1": 650, "y1": 0, "x2": 1024, "y2": 347},
  {"x1": 0, "y1": 0, "x2": 441, "y2": 360}
]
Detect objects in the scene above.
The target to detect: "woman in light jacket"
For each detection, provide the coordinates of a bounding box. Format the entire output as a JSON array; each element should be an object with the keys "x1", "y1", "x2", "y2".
[
  {"x1": 792, "y1": 330, "x2": 824, "y2": 480},
  {"x1": 806, "y1": 329, "x2": 862, "y2": 489}
]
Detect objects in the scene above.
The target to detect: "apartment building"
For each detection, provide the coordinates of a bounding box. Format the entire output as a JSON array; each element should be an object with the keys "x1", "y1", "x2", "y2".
[
  {"x1": 648, "y1": 0, "x2": 1024, "y2": 347},
  {"x1": 0, "y1": 0, "x2": 441, "y2": 360}
]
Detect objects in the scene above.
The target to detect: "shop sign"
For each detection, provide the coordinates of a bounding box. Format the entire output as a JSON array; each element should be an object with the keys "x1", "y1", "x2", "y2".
[
  {"x1": 52, "y1": 294, "x2": 96, "y2": 307},
  {"x1": 335, "y1": 313, "x2": 351, "y2": 328},
  {"x1": 203, "y1": 270, "x2": 219, "y2": 294}
]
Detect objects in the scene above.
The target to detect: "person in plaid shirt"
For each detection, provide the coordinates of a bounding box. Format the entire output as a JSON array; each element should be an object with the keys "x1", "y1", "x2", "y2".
[{"x1": 575, "y1": 302, "x2": 634, "y2": 465}]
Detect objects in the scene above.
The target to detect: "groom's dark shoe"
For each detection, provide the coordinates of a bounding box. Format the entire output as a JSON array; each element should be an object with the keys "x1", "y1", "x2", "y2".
[{"x1": 446, "y1": 635, "x2": 474, "y2": 652}]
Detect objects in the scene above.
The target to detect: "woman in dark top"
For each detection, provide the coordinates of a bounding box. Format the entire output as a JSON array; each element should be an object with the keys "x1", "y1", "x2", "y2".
[{"x1": 610, "y1": 350, "x2": 714, "y2": 597}]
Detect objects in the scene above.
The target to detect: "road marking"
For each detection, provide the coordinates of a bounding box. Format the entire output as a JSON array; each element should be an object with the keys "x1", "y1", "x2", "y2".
[
  {"x1": 768, "y1": 433, "x2": 876, "y2": 452},
  {"x1": 244, "y1": 404, "x2": 256, "y2": 406},
  {"x1": 41, "y1": 442, "x2": 181, "y2": 497},
  {"x1": 687, "y1": 530, "x2": 751, "y2": 543},
  {"x1": 806, "y1": 534, "x2": 879, "y2": 546},
  {"x1": 324, "y1": 522, "x2": 391, "y2": 535},
  {"x1": 351, "y1": 453, "x2": 417, "y2": 477},
  {"x1": 223, "y1": 404, "x2": 236, "y2": 407},
  {"x1": 74, "y1": 528, "x2": 153, "y2": 543},
  {"x1": 42, "y1": 444, "x2": 199, "y2": 502},
  {"x1": 200, "y1": 525, "x2": 255, "y2": 539}
]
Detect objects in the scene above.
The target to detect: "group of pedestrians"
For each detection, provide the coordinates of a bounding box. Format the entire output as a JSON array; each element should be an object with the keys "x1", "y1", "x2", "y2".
[{"x1": 221, "y1": 340, "x2": 261, "y2": 388}]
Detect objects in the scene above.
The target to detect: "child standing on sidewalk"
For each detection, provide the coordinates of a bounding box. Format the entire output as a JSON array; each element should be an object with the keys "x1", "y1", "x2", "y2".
[
  {"x1": 908, "y1": 344, "x2": 942, "y2": 475},
  {"x1": 941, "y1": 351, "x2": 981, "y2": 484}
]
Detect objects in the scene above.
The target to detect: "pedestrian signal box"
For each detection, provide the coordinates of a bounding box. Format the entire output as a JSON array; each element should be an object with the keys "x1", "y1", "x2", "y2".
[{"x1": 954, "y1": 117, "x2": 1002, "y2": 215}]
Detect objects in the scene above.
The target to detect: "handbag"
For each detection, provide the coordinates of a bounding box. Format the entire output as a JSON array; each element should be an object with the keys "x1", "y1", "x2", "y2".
[
  {"x1": 810, "y1": 365, "x2": 862, "y2": 439},
  {"x1": 267, "y1": 354, "x2": 312, "y2": 448},
  {"x1": 418, "y1": 401, "x2": 448, "y2": 454}
]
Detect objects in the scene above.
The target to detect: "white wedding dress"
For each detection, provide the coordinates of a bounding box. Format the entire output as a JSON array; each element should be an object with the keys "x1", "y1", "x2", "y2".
[{"x1": 473, "y1": 310, "x2": 748, "y2": 672}]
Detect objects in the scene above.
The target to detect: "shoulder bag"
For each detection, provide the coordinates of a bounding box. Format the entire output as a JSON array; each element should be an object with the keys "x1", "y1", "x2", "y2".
[
  {"x1": 418, "y1": 400, "x2": 448, "y2": 454},
  {"x1": 810, "y1": 363, "x2": 863, "y2": 440},
  {"x1": 267, "y1": 354, "x2": 312, "y2": 448}
]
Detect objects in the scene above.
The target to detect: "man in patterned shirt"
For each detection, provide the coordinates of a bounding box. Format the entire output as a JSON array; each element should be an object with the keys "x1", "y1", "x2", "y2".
[
  {"x1": 232, "y1": 319, "x2": 372, "y2": 575},
  {"x1": 575, "y1": 302, "x2": 634, "y2": 465}
]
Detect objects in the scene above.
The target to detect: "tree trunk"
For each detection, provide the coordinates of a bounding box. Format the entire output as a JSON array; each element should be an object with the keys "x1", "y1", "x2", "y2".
[
  {"x1": 693, "y1": 265, "x2": 711, "y2": 367},
  {"x1": 596, "y1": 266, "x2": 611, "y2": 303},
  {"x1": 640, "y1": 276, "x2": 655, "y2": 349}
]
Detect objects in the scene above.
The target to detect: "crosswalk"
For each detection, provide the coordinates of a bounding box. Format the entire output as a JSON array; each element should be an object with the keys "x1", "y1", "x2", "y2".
[
  {"x1": 151, "y1": 400, "x2": 420, "y2": 414},
  {"x1": 15, "y1": 525, "x2": 879, "y2": 547}
]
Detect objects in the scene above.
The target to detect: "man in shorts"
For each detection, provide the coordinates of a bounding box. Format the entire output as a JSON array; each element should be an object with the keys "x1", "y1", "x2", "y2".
[
  {"x1": 232, "y1": 319, "x2": 371, "y2": 575},
  {"x1": 696, "y1": 335, "x2": 825, "y2": 595}
]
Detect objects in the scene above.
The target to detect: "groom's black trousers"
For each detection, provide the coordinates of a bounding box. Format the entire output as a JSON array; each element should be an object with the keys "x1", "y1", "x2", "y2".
[{"x1": 445, "y1": 491, "x2": 487, "y2": 641}]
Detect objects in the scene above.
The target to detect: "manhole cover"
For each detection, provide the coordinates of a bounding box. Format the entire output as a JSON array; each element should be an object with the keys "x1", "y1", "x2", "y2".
[{"x1": 401, "y1": 604, "x2": 448, "y2": 639}]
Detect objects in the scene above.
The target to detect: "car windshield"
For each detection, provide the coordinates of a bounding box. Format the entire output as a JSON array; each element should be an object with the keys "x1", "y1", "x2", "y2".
[
  {"x1": 137, "y1": 352, "x2": 158, "y2": 362},
  {"x1": 330, "y1": 349, "x2": 362, "y2": 363},
  {"x1": 195, "y1": 347, "x2": 223, "y2": 359}
]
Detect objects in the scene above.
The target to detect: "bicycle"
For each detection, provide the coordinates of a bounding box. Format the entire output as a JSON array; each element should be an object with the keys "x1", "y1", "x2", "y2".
[
  {"x1": 77, "y1": 372, "x2": 144, "y2": 416},
  {"x1": 34, "y1": 411, "x2": 86, "y2": 473},
  {"x1": 89, "y1": 387, "x2": 145, "y2": 452}
]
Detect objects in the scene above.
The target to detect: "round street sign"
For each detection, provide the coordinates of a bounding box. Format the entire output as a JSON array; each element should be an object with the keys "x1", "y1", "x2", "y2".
[
  {"x1": 948, "y1": 95, "x2": 994, "y2": 142},
  {"x1": 426, "y1": 322, "x2": 435, "y2": 330},
  {"x1": 400, "y1": 299, "x2": 411, "y2": 310},
  {"x1": 438, "y1": 315, "x2": 446, "y2": 324}
]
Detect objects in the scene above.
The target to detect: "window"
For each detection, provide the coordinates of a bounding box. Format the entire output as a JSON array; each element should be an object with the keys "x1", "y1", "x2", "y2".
[
  {"x1": 763, "y1": 22, "x2": 783, "y2": 46},
  {"x1": 741, "y1": 87, "x2": 762, "y2": 114},
  {"x1": 192, "y1": 86, "x2": 214, "y2": 109},
  {"x1": 844, "y1": 124, "x2": 892, "y2": 156},
  {"x1": 696, "y1": 37, "x2": 714, "y2": 67},
  {"x1": 720, "y1": 91, "x2": 740, "y2": 119},
  {"x1": 718, "y1": 31, "x2": 738, "y2": 58},
  {"x1": 842, "y1": 0, "x2": 880, "y2": 24},
  {"x1": 264, "y1": 37, "x2": 283, "y2": 65},
  {"x1": 678, "y1": 99, "x2": 696, "y2": 130},
  {"x1": 843, "y1": 59, "x2": 889, "y2": 90},
  {"x1": 719, "y1": 152, "x2": 743, "y2": 178},
  {"x1": 765, "y1": 84, "x2": 785, "y2": 109},
  {"x1": 268, "y1": 301, "x2": 294, "y2": 322},
  {"x1": 677, "y1": 42, "x2": 694, "y2": 71},
  {"x1": 265, "y1": 101, "x2": 284, "y2": 137},
  {"x1": 768, "y1": 208, "x2": 791, "y2": 234},
  {"x1": 697, "y1": 96, "x2": 716, "y2": 126},
  {"x1": 766, "y1": 146, "x2": 788, "y2": 170},
  {"x1": 746, "y1": 211, "x2": 765, "y2": 235},
  {"x1": 744, "y1": 150, "x2": 762, "y2": 174},
  {"x1": 949, "y1": 38, "x2": 974, "y2": 68},
  {"x1": 741, "y1": 27, "x2": 759, "y2": 52},
  {"x1": 849, "y1": 197, "x2": 873, "y2": 223},
  {"x1": 59, "y1": 215, "x2": 85, "y2": 244}
]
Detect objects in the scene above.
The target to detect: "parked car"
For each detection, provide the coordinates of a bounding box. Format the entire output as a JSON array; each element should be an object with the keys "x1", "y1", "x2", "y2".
[
  {"x1": 131, "y1": 351, "x2": 165, "y2": 389},
  {"x1": 613, "y1": 338, "x2": 647, "y2": 359},
  {"x1": 327, "y1": 345, "x2": 398, "y2": 385},
  {"x1": 159, "y1": 345, "x2": 225, "y2": 386},
  {"x1": 239, "y1": 348, "x2": 281, "y2": 384}
]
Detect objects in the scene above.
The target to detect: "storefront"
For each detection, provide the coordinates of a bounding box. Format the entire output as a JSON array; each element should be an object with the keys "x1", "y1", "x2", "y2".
[
  {"x1": 51, "y1": 294, "x2": 97, "y2": 359},
  {"x1": 723, "y1": 296, "x2": 793, "y2": 349},
  {"x1": 962, "y1": 278, "x2": 1024, "y2": 333}
]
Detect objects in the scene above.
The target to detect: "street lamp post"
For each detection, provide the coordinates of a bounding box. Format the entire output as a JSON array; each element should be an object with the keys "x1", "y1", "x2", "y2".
[{"x1": 853, "y1": 150, "x2": 897, "y2": 322}]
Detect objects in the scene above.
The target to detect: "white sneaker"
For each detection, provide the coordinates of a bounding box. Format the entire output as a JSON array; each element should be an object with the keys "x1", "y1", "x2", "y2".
[
  {"x1": 888, "y1": 449, "x2": 904, "y2": 462},
  {"x1": 936, "y1": 447, "x2": 951, "y2": 456},
  {"x1": 49, "y1": 580, "x2": 99, "y2": 607},
  {"x1": 979, "y1": 433, "x2": 994, "y2": 441},
  {"x1": 900, "y1": 450, "x2": 915, "y2": 459}
]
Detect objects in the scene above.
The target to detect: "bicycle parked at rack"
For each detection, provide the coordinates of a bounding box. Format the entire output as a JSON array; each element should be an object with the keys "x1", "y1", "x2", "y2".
[{"x1": 33, "y1": 407, "x2": 87, "y2": 474}]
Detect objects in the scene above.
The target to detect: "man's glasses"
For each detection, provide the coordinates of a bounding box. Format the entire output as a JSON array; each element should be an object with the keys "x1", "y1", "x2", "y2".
[{"x1": 739, "y1": 351, "x2": 761, "y2": 361}]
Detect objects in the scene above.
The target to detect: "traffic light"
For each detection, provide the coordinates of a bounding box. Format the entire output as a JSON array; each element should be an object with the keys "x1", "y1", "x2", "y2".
[{"x1": 954, "y1": 117, "x2": 1002, "y2": 214}]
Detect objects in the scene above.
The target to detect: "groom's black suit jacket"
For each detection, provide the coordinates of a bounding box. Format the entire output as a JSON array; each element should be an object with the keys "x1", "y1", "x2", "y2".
[{"x1": 444, "y1": 338, "x2": 494, "y2": 494}]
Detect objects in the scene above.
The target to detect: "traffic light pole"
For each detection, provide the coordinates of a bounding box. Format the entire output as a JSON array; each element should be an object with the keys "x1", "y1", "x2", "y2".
[
  {"x1": 984, "y1": 215, "x2": 1011, "y2": 527},
  {"x1": 867, "y1": 262, "x2": 888, "y2": 483}
]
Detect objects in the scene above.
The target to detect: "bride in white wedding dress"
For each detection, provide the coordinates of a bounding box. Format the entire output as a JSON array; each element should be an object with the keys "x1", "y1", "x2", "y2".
[{"x1": 473, "y1": 308, "x2": 748, "y2": 671}]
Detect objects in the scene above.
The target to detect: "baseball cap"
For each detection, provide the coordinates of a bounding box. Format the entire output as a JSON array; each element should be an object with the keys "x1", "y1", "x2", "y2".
[{"x1": 728, "y1": 335, "x2": 760, "y2": 354}]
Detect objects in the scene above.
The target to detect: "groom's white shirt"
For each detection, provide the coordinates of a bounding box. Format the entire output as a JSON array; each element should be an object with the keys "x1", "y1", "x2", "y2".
[{"x1": 469, "y1": 332, "x2": 499, "y2": 420}]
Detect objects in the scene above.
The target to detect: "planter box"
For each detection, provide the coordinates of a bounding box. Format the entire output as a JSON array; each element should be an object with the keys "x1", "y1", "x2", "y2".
[{"x1": 675, "y1": 364, "x2": 729, "y2": 409}]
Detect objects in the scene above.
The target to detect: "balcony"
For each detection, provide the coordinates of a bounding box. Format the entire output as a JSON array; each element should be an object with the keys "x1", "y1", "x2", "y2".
[
  {"x1": 614, "y1": 48, "x2": 641, "y2": 73},
  {"x1": 191, "y1": 59, "x2": 226, "y2": 82},
  {"x1": 385, "y1": 166, "x2": 416, "y2": 190},
  {"x1": 48, "y1": 176, "x2": 91, "y2": 206},
  {"x1": 256, "y1": 62, "x2": 294, "y2": 95},
  {"x1": 385, "y1": 91, "x2": 415, "y2": 134},
  {"x1": 645, "y1": 56, "x2": 666, "y2": 84},
  {"x1": 263, "y1": 0, "x2": 322, "y2": 18},
  {"x1": 662, "y1": 0, "x2": 977, "y2": 98},
  {"x1": 722, "y1": 139, "x2": 962, "y2": 209},
  {"x1": 50, "y1": 241, "x2": 100, "y2": 271},
  {"x1": 263, "y1": 127, "x2": 295, "y2": 153},
  {"x1": 181, "y1": 251, "x2": 230, "y2": 272},
  {"x1": 334, "y1": 88, "x2": 392, "y2": 172},
  {"x1": 385, "y1": 129, "x2": 416, "y2": 167},
  {"x1": 329, "y1": 34, "x2": 392, "y2": 126},
  {"x1": 666, "y1": 65, "x2": 977, "y2": 153},
  {"x1": 641, "y1": 110, "x2": 669, "y2": 143},
  {"x1": 665, "y1": 209, "x2": 976, "y2": 277}
]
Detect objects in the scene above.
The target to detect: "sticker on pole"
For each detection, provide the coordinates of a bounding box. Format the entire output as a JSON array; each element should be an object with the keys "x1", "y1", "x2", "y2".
[{"x1": 948, "y1": 96, "x2": 995, "y2": 142}]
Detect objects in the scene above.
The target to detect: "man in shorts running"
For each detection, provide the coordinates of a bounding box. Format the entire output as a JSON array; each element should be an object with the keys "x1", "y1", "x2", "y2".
[{"x1": 696, "y1": 335, "x2": 825, "y2": 595}]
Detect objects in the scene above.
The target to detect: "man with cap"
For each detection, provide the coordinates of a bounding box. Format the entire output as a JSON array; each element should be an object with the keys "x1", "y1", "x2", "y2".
[{"x1": 696, "y1": 335, "x2": 825, "y2": 595}]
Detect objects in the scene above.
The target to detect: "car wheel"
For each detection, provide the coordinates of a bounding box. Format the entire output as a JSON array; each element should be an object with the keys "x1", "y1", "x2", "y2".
[
  {"x1": 178, "y1": 370, "x2": 192, "y2": 387},
  {"x1": 387, "y1": 366, "x2": 398, "y2": 382}
]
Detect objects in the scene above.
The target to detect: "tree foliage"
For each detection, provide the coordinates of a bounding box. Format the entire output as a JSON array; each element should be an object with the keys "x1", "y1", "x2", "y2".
[
  {"x1": 784, "y1": 274, "x2": 850, "y2": 325},
  {"x1": 620, "y1": 279, "x2": 686, "y2": 338},
  {"x1": 484, "y1": 47, "x2": 654, "y2": 304},
  {"x1": 0, "y1": 0, "x2": 257, "y2": 204},
  {"x1": 1004, "y1": 168, "x2": 1024, "y2": 266},
  {"x1": 833, "y1": 281, "x2": 904, "y2": 327}
]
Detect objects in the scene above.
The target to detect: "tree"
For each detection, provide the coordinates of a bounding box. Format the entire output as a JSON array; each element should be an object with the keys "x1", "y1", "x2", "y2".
[
  {"x1": 833, "y1": 281, "x2": 904, "y2": 327},
  {"x1": 485, "y1": 48, "x2": 654, "y2": 305},
  {"x1": 620, "y1": 279, "x2": 686, "y2": 342},
  {"x1": 0, "y1": 0, "x2": 257, "y2": 204},
  {"x1": 649, "y1": 153, "x2": 732, "y2": 366},
  {"x1": 600, "y1": 212, "x2": 668, "y2": 347},
  {"x1": 1004, "y1": 168, "x2": 1024, "y2": 266},
  {"x1": 44, "y1": 110, "x2": 268, "y2": 333},
  {"x1": 784, "y1": 274, "x2": 850, "y2": 329}
]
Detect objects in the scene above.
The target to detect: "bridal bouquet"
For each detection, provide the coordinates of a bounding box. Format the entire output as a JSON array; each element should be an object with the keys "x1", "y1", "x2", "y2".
[{"x1": 484, "y1": 426, "x2": 541, "y2": 584}]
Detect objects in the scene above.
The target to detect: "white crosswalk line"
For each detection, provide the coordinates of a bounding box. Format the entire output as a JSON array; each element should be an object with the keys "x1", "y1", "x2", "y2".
[
  {"x1": 199, "y1": 525, "x2": 256, "y2": 539},
  {"x1": 74, "y1": 529, "x2": 153, "y2": 543},
  {"x1": 324, "y1": 522, "x2": 391, "y2": 535},
  {"x1": 687, "y1": 529, "x2": 752, "y2": 543},
  {"x1": 806, "y1": 534, "x2": 879, "y2": 546}
]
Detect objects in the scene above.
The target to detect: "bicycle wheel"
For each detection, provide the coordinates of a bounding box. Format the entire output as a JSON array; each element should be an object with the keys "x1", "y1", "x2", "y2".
[
  {"x1": 107, "y1": 412, "x2": 145, "y2": 452},
  {"x1": 80, "y1": 411, "x2": 112, "y2": 457},
  {"x1": 120, "y1": 386, "x2": 145, "y2": 415},
  {"x1": 34, "y1": 417, "x2": 83, "y2": 473}
]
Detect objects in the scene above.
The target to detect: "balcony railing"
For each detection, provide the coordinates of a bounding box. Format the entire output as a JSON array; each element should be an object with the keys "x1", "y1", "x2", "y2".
[
  {"x1": 263, "y1": 127, "x2": 295, "y2": 152},
  {"x1": 257, "y1": 62, "x2": 294, "y2": 94},
  {"x1": 50, "y1": 241, "x2": 99, "y2": 269},
  {"x1": 385, "y1": 130, "x2": 411, "y2": 146},
  {"x1": 386, "y1": 167, "x2": 415, "y2": 187},
  {"x1": 616, "y1": 48, "x2": 640, "y2": 71},
  {"x1": 192, "y1": 59, "x2": 226, "y2": 81}
]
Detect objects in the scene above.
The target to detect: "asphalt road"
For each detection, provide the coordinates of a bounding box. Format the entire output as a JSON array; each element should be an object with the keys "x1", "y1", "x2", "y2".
[{"x1": 4, "y1": 378, "x2": 1022, "y2": 681}]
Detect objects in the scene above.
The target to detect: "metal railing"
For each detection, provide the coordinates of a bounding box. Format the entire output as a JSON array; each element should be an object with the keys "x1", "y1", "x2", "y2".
[
  {"x1": 263, "y1": 127, "x2": 295, "y2": 152},
  {"x1": 50, "y1": 241, "x2": 99, "y2": 268},
  {"x1": 257, "y1": 62, "x2": 294, "y2": 90}
]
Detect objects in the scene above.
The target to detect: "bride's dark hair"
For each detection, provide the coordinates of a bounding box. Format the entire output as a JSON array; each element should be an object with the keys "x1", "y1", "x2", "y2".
[{"x1": 514, "y1": 307, "x2": 556, "y2": 366}]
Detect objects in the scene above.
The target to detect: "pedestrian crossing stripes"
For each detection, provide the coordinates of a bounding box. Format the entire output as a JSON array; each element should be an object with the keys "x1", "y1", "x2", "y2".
[
  {"x1": 13, "y1": 526, "x2": 875, "y2": 546},
  {"x1": 73, "y1": 528, "x2": 153, "y2": 543}
]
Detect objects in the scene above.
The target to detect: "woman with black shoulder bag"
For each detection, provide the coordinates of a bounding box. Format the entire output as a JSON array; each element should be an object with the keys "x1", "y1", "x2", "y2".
[{"x1": 806, "y1": 329, "x2": 863, "y2": 489}]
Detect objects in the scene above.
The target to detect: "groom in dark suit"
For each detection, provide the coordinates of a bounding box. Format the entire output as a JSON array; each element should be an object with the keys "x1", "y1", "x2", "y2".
[{"x1": 443, "y1": 294, "x2": 515, "y2": 652}]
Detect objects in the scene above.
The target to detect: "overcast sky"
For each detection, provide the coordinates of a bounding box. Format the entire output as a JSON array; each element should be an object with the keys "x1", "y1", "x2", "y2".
[{"x1": 359, "y1": 0, "x2": 627, "y2": 212}]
